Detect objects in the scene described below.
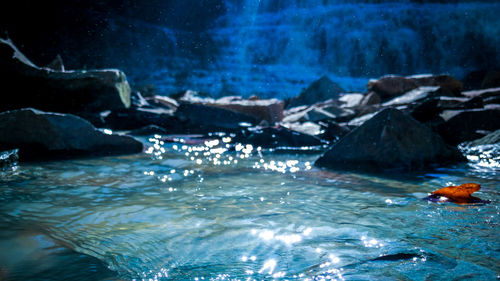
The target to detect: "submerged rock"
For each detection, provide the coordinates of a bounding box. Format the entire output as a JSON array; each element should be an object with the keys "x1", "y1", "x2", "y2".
[
  {"x1": 0, "y1": 38, "x2": 131, "y2": 113},
  {"x1": 315, "y1": 108, "x2": 464, "y2": 171},
  {"x1": 0, "y1": 108, "x2": 143, "y2": 160},
  {"x1": 0, "y1": 149, "x2": 19, "y2": 168},
  {"x1": 288, "y1": 76, "x2": 344, "y2": 108}
]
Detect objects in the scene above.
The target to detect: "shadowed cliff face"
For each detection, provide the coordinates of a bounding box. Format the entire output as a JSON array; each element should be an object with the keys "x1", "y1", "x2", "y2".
[{"x1": 1, "y1": 0, "x2": 499, "y2": 97}]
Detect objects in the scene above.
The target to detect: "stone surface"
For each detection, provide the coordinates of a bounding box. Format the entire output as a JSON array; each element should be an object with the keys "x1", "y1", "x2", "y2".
[
  {"x1": 367, "y1": 75, "x2": 418, "y2": 101},
  {"x1": 316, "y1": 108, "x2": 464, "y2": 171},
  {"x1": 339, "y1": 93, "x2": 364, "y2": 108},
  {"x1": 175, "y1": 102, "x2": 257, "y2": 132},
  {"x1": 466, "y1": 129, "x2": 500, "y2": 146},
  {"x1": 408, "y1": 74, "x2": 463, "y2": 96},
  {"x1": 0, "y1": 149, "x2": 19, "y2": 168},
  {"x1": 0, "y1": 108, "x2": 143, "y2": 160},
  {"x1": 212, "y1": 96, "x2": 284, "y2": 124},
  {"x1": 0, "y1": 39, "x2": 131, "y2": 113},
  {"x1": 359, "y1": 92, "x2": 381, "y2": 106},
  {"x1": 383, "y1": 86, "x2": 438, "y2": 106},
  {"x1": 288, "y1": 76, "x2": 344, "y2": 108},
  {"x1": 104, "y1": 107, "x2": 177, "y2": 131},
  {"x1": 461, "y1": 87, "x2": 500, "y2": 99},
  {"x1": 438, "y1": 108, "x2": 500, "y2": 145},
  {"x1": 128, "y1": 125, "x2": 168, "y2": 136}
]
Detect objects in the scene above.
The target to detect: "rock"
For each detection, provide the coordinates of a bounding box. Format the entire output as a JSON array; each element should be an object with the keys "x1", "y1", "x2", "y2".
[
  {"x1": 383, "y1": 86, "x2": 439, "y2": 107},
  {"x1": 359, "y1": 92, "x2": 381, "y2": 106},
  {"x1": 410, "y1": 96, "x2": 484, "y2": 124},
  {"x1": 44, "y1": 54, "x2": 64, "y2": 71},
  {"x1": 288, "y1": 75, "x2": 344, "y2": 108},
  {"x1": 318, "y1": 120, "x2": 351, "y2": 143},
  {"x1": 461, "y1": 87, "x2": 500, "y2": 99},
  {"x1": 212, "y1": 96, "x2": 284, "y2": 124},
  {"x1": 438, "y1": 108, "x2": 500, "y2": 145},
  {"x1": 104, "y1": 107, "x2": 177, "y2": 131},
  {"x1": 466, "y1": 129, "x2": 500, "y2": 146},
  {"x1": 481, "y1": 70, "x2": 500, "y2": 89},
  {"x1": 0, "y1": 38, "x2": 131, "y2": 113},
  {"x1": 339, "y1": 93, "x2": 364, "y2": 108},
  {"x1": 408, "y1": 74, "x2": 463, "y2": 96},
  {"x1": 315, "y1": 108, "x2": 464, "y2": 171},
  {"x1": 0, "y1": 108, "x2": 143, "y2": 160},
  {"x1": 282, "y1": 121, "x2": 323, "y2": 136},
  {"x1": 175, "y1": 102, "x2": 257, "y2": 133},
  {"x1": 235, "y1": 126, "x2": 323, "y2": 149},
  {"x1": 0, "y1": 149, "x2": 19, "y2": 168},
  {"x1": 367, "y1": 75, "x2": 418, "y2": 101},
  {"x1": 149, "y1": 95, "x2": 179, "y2": 110},
  {"x1": 128, "y1": 125, "x2": 168, "y2": 136}
]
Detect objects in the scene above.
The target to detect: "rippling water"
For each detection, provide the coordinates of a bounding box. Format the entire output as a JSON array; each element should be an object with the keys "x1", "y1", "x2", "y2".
[{"x1": 0, "y1": 136, "x2": 499, "y2": 280}]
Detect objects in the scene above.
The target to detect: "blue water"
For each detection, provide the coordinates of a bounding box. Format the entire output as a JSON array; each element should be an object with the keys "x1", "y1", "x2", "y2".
[{"x1": 0, "y1": 136, "x2": 499, "y2": 280}]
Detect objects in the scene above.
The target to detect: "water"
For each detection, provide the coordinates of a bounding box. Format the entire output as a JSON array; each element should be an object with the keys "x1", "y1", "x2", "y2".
[{"x1": 0, "y1": 136, "x2": 499, "y2": 280}]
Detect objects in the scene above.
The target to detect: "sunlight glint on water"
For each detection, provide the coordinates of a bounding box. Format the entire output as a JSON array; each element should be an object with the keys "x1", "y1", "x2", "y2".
[{"x1": 0, "y1": 136, "x2": 498, "y2": 280}]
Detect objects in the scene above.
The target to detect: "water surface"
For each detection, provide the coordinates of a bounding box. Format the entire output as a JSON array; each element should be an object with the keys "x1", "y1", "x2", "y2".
[{"x1": 0, "y1": 137, "x2": 498, "y2": 280}]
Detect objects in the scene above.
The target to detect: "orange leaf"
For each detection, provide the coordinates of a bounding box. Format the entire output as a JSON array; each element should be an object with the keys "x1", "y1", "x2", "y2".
[{"x1": 431, "y1": 183, "x2": 481, "y2": 203}]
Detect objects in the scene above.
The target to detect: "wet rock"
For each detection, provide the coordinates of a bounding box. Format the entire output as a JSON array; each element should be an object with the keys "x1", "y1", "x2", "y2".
[
  {"x1": 235, "y1": 126, "x2": 323, "y2": 149},
  {"x1": 0, "y1": 149, "x2": 19, "y2": 168},
  {"x1": 383, "y1": 86, "x2": 438, "y2": 107},
  {"x1": 128, "y1": 125, "x2": 168, "y2": 136},
  {"x1": 437, "y1": 108, "x2": 500, "y2": 145},
  {"x1": 44, "y1": 54, "x2": 64, "y2": 71},
  {"x1": 339, "y1": 93, "x2": 364, "y2": 108},
  {"x1": 359, "y1": 92, "x2": 381, "y2": 106},
  {"x1": 318, "y1": 121, "x2": 351, "y2": 143},
  {"x1": 0, "y1": 38, "x2": 131, "y2": 113},
  {"x1": 288, "y1": 75, "x2": 344, "y2": 108},
  {"x1": 282, "y1": 121, "x2": 323, "y2": 136},
  {"x1": 212, "y1": 96, "x2": 284, "y2": 124},
  {"x1": 408, "y1": 74, "x2": 463, "y2": 96},
  {"x1": 175, "y1": 102, "x2": 257, "y2": 133},
  {"x1": 0, "y1": 108, "x2": 143, "y2": 160},
  {"x1": 148, "y1": 95, "x2": 179, "y2": 110},
  {"x1": 461, "y1": 87, "x2": 500, "y2": 99},
  {"x1": 316, "y1": 108, "x2": 464, "y2": 171},
  {"x1": 410, "y1": 95, "x2": 484, "y2": 124},
  {"x1": 466, "y1": 129, "x2": 500, "y2": 146},
  {"x1": 367, "y1": 75, "x2": 418, "y2": 101},
  {"x1": 104, "y1": 107, "x2": 177, "y2": 131}
]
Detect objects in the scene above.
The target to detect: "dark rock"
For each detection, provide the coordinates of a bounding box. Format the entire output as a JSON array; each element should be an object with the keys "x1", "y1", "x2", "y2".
[
  {"x1": 104, "y1": 107, "x2": 177, "y2": 131},
  {"x1": 234, "y1": 126, "x2": 323, "y2": 149},
  {"x1": 44, "y1": 54, "x2": 64, "y2": 71},
  {"x1": 288, "y1": 76, "x2": 344, "y2": 108},
  {"x1": 315, "y1": 108, "x2": 464, "y2": 171},
  {"x1": 438, "y1": 108, "x2": 500, "y2": 145},
  {"x1": 0, "y1": 38, "x2": 131, "y2": 113},
  {"x1": 481, "y1": 70, "x2": 500, "y2": 89},
  {"x1": 466, "y1": 129, "x2": 500, "y2": 146},
  {"x1": 359, "y1": 92, "x2": 381, "y2": 106},
  {"x1": 409, "y1": 74, "x2": 463, "y2": 96},
  {"x1": 383, "y1": 86, "x2": 438, "y2": 107},
  {"x1": 0, "y1": 108, "x2": 143, "y2": 160},
  {"x1": 128, "y1": 125, "x2": 168, "y2": 136},
  {"x1": 367, "y1": 75, "x2": 418, "y2": 101},
  {"x1": 175, "y1": 102, "x2": 257, "y2": 133},
  {"x1": 462, "y1": 87, "x2": 500, "y2": 99},
  {"x1": 410, "y1": 95, "x2": 484, "y2": 123},
  {"x1": 318, "y1": 121, "x2": 351, "y2": 143},
  {"x1": 0, "y1": 149, "x2": 19, "y2": 168},
  {"x1": 211, "y1": 96, "x2": 284, "y2": 124}
]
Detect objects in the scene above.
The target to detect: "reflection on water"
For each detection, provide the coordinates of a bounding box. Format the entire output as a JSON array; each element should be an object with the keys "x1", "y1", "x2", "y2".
[{"x1": 0, "y1": 136, "x2": 498, "y2": 280}]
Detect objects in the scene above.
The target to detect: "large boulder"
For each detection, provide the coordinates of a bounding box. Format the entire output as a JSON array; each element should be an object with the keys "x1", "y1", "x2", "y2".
[
  {"x1": 288, "y1": 76, "x2": 344, "y2": 108},
  {"x1": 0, "y1": 108, "x2": 143, "y2": 160},
  {"x1": 315, "y1": 108, "x2": 464, "y2": 171},
  {"x1": 211, "y1": 96, "x2": 284, "y2": 124},
  {"x1": 175, "y1": 102, "x2": 257, "y2": 133},
  {"x1": 0, "y1": 38, "x2": 131, "y2": 113},
  {"x1": 408, "y1": 74, "x2": 463, "y2": 96},
  {"x1": 367, "y1": 75, "x2": 418, "y2": 101},
  {"x1": 437, "y1": 107, "x2": 500, "y2": 145}
]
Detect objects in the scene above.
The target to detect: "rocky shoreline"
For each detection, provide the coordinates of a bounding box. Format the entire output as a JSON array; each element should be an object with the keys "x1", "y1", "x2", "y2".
[{"x1": 1, "y1": 39, "x2": 499, "y2": 172}]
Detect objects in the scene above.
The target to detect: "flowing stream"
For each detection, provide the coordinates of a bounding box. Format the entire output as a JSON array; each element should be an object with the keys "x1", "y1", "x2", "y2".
[{"x1": 0, "y1": 136, "x2": 498, "y2": 280}]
